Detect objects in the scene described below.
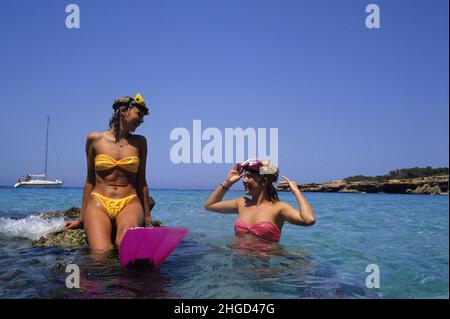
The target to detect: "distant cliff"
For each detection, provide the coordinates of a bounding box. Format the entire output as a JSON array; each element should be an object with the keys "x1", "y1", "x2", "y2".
[{"x1": 278, "y1": 175, "x2": 448, "y2": 195}]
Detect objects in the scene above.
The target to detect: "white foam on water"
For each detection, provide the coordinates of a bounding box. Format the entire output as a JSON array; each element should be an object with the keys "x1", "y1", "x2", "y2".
[{"x1": 0, "y1": 215, "x2": 65, "y2": 240}]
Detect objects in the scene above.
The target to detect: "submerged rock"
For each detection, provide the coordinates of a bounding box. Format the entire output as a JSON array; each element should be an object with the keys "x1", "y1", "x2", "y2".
[
  {"x1": 32, "y1": 229, "x2": 88, "y2": 248},
  {"x1": 39, "y1": 207, "x2": 80, "y2": 219}
]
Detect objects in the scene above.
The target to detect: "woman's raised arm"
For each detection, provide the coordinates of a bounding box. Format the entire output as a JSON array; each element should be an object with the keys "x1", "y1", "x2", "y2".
[
  {"x1": 204, "y1": 164, "x2": 244, "y2": 214},
  {"x1": 279, "y1": 176, "x2": 316, "y2": 226}
]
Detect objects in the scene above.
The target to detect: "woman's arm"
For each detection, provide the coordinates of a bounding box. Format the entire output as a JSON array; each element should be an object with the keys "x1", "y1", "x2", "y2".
[
  {"x1": 279, "y1": 176, "x2": 316, "y2": 226},
  {"x1": 136, "y1": 136, "x2": 152, "y2": 225},
  {"x1": 65, "y1": 133, "x2": 97, "y2": 229},
  {"x1": 204, "y1": 164, "x2": 244, "y2": 214}
]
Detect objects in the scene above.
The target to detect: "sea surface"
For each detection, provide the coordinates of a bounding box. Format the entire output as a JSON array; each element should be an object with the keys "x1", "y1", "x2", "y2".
[{"x1": 0, "y1": 187, "x2": 448, "y2": 299}]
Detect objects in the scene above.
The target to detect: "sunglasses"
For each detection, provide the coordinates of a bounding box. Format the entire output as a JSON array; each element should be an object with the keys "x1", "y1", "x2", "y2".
[{"x1": 130, "y1": 101, "x2": 149, "y2": 116}]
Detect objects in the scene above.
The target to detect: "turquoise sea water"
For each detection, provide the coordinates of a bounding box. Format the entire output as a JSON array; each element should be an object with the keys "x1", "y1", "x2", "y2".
[{"x1": 0, "y1": 187, "x2": 448, "y2": 299}]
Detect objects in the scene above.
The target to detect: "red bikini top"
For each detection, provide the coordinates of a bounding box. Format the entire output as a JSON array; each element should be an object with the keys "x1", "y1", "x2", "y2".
[{"x1": 234, "y1": 218, "x2": 281, "y2": 242}]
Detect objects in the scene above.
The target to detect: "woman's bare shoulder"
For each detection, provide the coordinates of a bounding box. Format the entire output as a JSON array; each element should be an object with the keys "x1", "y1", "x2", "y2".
[
  {"x1": 85, "y1": 132, "x2": 106, "y2": 151},
  {"x1": 87, "y1": 131, "x2": 104, "y2": 140}
]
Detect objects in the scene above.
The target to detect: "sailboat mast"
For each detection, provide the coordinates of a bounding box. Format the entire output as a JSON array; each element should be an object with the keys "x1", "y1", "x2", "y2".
[{"x1": 44, "y1": 116, "x2": 49, "y2": 179}]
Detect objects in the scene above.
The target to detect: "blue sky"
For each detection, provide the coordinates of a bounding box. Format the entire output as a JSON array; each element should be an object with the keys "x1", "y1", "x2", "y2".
[{"x1": 0, "y1": 0, "x2": 448, "y2": 188}]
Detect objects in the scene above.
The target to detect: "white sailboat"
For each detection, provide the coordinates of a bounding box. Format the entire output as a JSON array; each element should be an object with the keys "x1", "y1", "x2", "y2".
[{"x1": 14, "y1": 116, "x2": 64, "y2": 188}]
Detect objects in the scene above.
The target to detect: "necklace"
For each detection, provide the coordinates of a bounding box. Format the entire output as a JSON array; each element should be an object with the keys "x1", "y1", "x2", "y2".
[{"x1": 117, "y1": 138, "x2": 127, "y2": 148}]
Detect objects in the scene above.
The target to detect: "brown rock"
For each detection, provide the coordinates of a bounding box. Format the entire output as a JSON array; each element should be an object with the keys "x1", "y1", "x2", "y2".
[
  {"x1": 277, "y1": 175, "x2": 449, "y2": 195},
  {"x1": 34, "y1": 204, "x2": 162, "y2": 247}
]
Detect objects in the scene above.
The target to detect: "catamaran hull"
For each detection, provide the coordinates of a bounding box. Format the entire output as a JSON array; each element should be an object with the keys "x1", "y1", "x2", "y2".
[{"x1": 14, "y1": 180, "x2": 64, "y2": 188}]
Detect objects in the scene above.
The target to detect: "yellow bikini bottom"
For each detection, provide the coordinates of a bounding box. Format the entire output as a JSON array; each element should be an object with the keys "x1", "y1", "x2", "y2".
[{"x1": 91, "y1": 192, "x2": 137, "y2": 219}]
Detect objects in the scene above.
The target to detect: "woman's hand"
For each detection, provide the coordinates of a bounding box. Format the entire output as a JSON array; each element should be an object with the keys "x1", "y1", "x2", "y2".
[
  {"x1": 280, "y1": 176, "x2": 316, "y2": 226},
  {"x1": 282, "y1": 176, "x2": 300, "y2": 194},
  {"x1": 144, "y1": 216, "x2": 153, "y2": 228},
  {"x1": 64, "y1": 220, "x2": 83, "y2": 229},
  {"x1": 224, "y1": 163, "x2": 244, "y2": 186},
  {"x1": 204, "y1": 163, "x2": 242, "y2": 213}
]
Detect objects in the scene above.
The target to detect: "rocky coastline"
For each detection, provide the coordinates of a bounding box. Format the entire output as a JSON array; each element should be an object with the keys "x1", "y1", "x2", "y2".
[{"x1": 277, "y1": 175, "x2": 449, "y2": 195}]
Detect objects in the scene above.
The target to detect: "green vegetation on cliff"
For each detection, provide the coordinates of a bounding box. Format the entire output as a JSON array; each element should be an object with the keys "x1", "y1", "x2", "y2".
[{"x1": 344, "y1": 167, "x2": 449, "y2": 182}]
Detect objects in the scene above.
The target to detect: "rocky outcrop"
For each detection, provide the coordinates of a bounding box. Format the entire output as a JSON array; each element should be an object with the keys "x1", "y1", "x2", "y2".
[
  {"x1": 38, "y1": 207, "x2": 80, "y2": 219},
  {"x1": 32, "y1": 207, "x2": 162, "y2": 248},
  {"x1": 32, "y1": 229, "x2": 88, "y2": 248},
  {"x1": 277, "y1": 175, "x2": 449, "y2": 195}
]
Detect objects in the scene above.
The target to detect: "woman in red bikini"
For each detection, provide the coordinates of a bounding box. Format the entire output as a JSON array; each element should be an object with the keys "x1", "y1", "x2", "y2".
[
  {"x1": 204, "y1": 159, "x2": 316, "y2": 242},
  {"x1": 64, "y1": 93, "x2": 154, "y2": 251}
]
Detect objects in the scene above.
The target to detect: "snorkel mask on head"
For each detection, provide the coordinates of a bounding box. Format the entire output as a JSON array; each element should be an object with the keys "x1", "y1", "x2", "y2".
[
  {"x1": 240, "y1": 158, "x2": 263, "y2": 173},
  {"x1": 130, "y1": 93, "x2": 149, "y2": 115},
  {"x1": 112, "y1": 93, "x2": 149, "y2": 116},
  {"x1": 240, "y1": 158, "x2": 278, "y2": 176}
]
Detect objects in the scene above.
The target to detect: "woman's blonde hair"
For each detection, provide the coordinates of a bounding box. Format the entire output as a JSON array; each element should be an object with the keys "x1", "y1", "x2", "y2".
[{"x1": 260, "y1": 161, "x2": 280, "y2": 203}]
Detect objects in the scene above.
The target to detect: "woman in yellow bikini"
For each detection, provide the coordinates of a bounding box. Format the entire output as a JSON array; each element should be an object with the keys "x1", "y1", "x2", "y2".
[{"x1": 64, "y1": 93, "x2": 153, "y2": 251}]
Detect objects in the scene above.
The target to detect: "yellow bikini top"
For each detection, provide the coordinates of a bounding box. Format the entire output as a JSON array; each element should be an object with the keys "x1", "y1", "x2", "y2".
[{"x1": 94, "y1": 154, "x2": 140, "y2": 173}]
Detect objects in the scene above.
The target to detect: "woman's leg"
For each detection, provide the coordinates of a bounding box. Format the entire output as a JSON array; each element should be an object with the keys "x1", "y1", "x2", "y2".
[
  {"x1": 83, "y1": 198, "x2": 113, "y2": 251},
  {"x1": 115, "y1": 197, "x2": 144, "y2": 246}
]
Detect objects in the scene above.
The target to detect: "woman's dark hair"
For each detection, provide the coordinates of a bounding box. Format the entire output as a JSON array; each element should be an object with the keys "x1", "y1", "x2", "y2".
[
  {"x1": 108, "y1": 108, "x2": 123, "y2": 142},
  {"x1": 109, "y1": 104, "x2": 132, "y2": 142},
  {"x1": 109, "y1": 96, "x2": 135, "y2": 141}
]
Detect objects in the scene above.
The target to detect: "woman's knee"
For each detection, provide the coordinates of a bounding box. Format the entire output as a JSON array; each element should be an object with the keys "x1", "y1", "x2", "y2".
[
  {"x1": 114, "y1": 202, "x2": 144, "y2": 244},
  {"x1": 115, "y1": 229, "x2": 127, "y2": 247},
  {"x1": 115, "y1": 216, "x2": 143, "y2": 245},
  {"x1": 115, "y1": 221, "x2": 138, "y2": 245},
  {"x1": 90, "y1": 242, "x2": 114, "y2": 252}
]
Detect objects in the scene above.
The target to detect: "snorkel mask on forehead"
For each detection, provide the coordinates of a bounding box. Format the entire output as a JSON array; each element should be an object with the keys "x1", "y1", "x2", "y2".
[
  {"x1": 130, "y1": 93, "x2": 149, "y2": 115},
  {"x1": 113, "y1": 93, "x2": 149, "y2": 116},
  {"x1": 240, "y1": 158, "x2": 278, "y2": 175}
]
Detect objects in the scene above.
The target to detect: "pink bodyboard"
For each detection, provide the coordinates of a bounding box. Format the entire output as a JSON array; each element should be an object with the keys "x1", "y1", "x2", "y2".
[{"x1": 119, "y1": 227, "x2": 188, "y2": 269}]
